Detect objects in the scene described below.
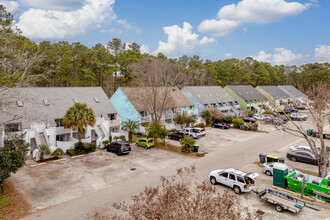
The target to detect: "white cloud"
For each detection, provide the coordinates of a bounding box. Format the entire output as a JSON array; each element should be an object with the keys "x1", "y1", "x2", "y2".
[
  {"x1": 0, "y1": 1, "x2": 19, "y2": 13},
  {"x1": 198, "y1": 19, "x2": 240, "y2": 37},
  {"x1": 19, "y1": 0, "x2": 83, "y2": 11},
  {"x1": 199, "y1": 0, "x2": 308, "y2": 37},
  {"x1": 117, "y1": 18, "x2": 140, "y2": 33},
  {"x1": 154, "y1": 22, "x2": 215, "y2": 56},
  {"x1": 252, "y1": 48, "x2": 309, "y2": 65},
  {"x1": 218, "y1": 0, "x2": 307, "y2": 24},
  {"x1": 17, "y1": 0, "x2": 116, "y2": 39},
  {"x1": 314, "y1": 45, "x2": 330, "y2": 62},
  {"x1": 140, "y1": 44, "x2": 150, "y2": 54},
  {"x1": 224, "y1": 53, "x2": 233, "y2": 58}
]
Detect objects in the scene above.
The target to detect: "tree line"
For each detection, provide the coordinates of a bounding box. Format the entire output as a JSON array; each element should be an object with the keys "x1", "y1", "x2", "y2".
[{"x1": 1, "y1": 5, "x2": 329, "y2": 97}]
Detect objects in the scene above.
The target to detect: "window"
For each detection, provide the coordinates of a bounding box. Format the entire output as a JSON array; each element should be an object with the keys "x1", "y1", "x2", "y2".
[
  {"x1": 73, "y1": 98, "x2": 78, "y2": 103},
  {"x1": 17, "y1": 100, "x2": 23, "y2": 107},
  {"x1": 108, "y1": 113, "x2": 116, "y2": 120},
  {"x1": 237, "y1": 176, "x2": 245, "y2": 183},
  {"x1": 148, "y1": 139, "x2": 153, "y2": 143},
  {"x1": 43, "y1": 99, "x2": 50, "y2": 106},
  {"x1": 5, "y1": 123, "x2": 22, "y2": 132},
  {"x1": 55, "y1": 119, "x2": 63, "y2": 127},
  {"x1": 94, "y1": 98, "x2": 100, "y2": 103},
  {"x1": 229, "y1": 174, "x2": 236, "y2": 180},
  {"x1": 220, "y1": 172, "x2": 228, "y2": 178}
]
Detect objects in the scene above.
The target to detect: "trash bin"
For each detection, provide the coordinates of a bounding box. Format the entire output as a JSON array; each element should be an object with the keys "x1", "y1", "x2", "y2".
[
  {"x1": 306, "y1": 129, "x2": 313, "y2": 136},
  {"x1": 278, "y1": 157, "x2": 285, "y2": 163},
  {"x1": 259, "y1": 154, "x2": 266, "y2": 163},
  {"x1": 312, "y1": 131, "x2": 317, "y2": 137},
  {"x1": 192, "y1": 144, "x2": 199, "y2": 152},
  {"x1": 325, "y1": 134, "x2": 330, "y2": 140},
  {"x1": 266, "y1": 154, "x2": 279, "y2": 163}
]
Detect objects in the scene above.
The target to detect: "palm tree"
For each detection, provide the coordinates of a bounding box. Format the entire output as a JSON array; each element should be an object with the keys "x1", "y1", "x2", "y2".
[
  {"x1": 121, "y1": 120, "x2": 139, "y2": 142},
  {"x1": 63, "y1": 103, "x2": 96, "y2": 143}
]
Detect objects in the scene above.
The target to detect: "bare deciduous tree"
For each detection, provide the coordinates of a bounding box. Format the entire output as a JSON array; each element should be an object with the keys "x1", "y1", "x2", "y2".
[
  {"x1": 88, "y1": 166, "x2": 261, "y2": 220},
  {"x1": 275, "y1": 83, "x2": 330, "y2": 177},
  {"x1": 128, "y1": 58, "x2": 184, "y2": 123}
]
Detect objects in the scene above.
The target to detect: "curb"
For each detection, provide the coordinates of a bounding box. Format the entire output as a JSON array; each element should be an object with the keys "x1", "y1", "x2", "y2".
[
  {"x1": 52, "y1": 158, "x2": 67, "y2": 163},
  {"x1": 30, "y1": 162, "x2": 46, "y2": 168},
  {"x1": 88, "y1": 151, "x2": 100, "y2": 155},
  {"x1": 71, "y1": 155, "x2": 85, "y2": 159}
]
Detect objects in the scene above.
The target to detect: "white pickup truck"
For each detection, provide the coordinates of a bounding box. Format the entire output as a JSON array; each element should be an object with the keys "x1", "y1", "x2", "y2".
[{"x1": 209, "y1": 168, "x2": 259, "y2": 194}]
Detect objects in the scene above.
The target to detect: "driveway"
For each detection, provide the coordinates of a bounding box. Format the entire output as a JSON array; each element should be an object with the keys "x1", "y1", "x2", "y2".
[{"x1": 10, "y1": 145, "x2": 191, "y2": 209}]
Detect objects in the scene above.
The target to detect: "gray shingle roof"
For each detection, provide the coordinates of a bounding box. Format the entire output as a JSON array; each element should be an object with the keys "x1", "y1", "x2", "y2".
[
  {"x1": 227, "y1": 85, "x2": 266, "y2": 101},
  {"x1": 258, "y1": 86, "x2": 290, "y2": 98},
  {"x1": 183, "y1": 86, "x2": 237, "y2": 105},
  {"x1": 1, "y1": 87, "x2": 117, "y2": 129},
  {"x1": 278, "y1": 85, "x2": 306, "y2": 98}
]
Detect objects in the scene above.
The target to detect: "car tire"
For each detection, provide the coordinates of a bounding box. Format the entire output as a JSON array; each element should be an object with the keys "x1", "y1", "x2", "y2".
[
  {"x1": 210, "y1": 176, "x2": 217, "y2": 185},
  {"x1": 290, "y1": 156, "x2": 297, "y2": 162},
  {"x1": 233, "y1": 186, "x2": 241, "y2": 194},
  {"x1": 144, "y1": 146, "x2": 148, "y2": 149},
  {"x1": 117, "y1": 150, "x2": 121, "y2": 156},
  {"x1": 265, "y1": 170, "x2": 272, "y2": 176},
  {"x1": 275, "y1": 204, "x2": 283, "y2": 212}
]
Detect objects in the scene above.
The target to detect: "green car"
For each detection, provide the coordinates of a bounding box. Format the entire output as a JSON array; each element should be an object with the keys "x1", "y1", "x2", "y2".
[{"x1": 136, "y1": 138, "x2": 155, "y2": 149}]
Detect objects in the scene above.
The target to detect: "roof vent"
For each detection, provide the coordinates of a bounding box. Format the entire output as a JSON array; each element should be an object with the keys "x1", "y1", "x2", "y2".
[
  {"x1": 17, "y1": 101, "x2": 23, "y2": 107},
  {"x1": 176, "y1": 94, "x2": 180, "y2": 98},
  {"x1": 208, "y1": 93, "x2": 212, "y2": 97},
  {"x1": 73, "y1": 98, "x2": 78, "y2": 103},
  {"x1": 94, "y1": 98, "x2": 100, "y2": 103},
  {"x1": 138, "y1": 96, "x2": 142, "y2": 100},
  {"x1": 43, "y1": 99, "x2": 50, "y2": 106},
  {"x1": 197, "y1": 94, "x2": 201, "y2": 97},
  {"x1": 216, "y1": 93, "x2": 219, "y2": 96}
]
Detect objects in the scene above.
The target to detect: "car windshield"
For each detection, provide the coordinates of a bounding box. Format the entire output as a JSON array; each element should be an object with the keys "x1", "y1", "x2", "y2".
[{"x1": 148, "y1": 140, "x2": 153, "y2": 143}]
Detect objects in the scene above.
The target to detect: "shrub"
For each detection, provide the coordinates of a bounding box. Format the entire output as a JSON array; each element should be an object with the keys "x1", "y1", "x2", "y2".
[
  {"x1": 84, "y1": 143, "x2": 96, "y2": 153},
  {"x1": 102, "y1": 140, "x2": 109, "y2": 145},
  {"x1": 201, "y1": 110, "x2": 212, "y2": 125},
  {"x1": 219, "y1": 115, "x2": 233, "y2": 124},
  {"x1": 194, "y1": 123, "x2": 205, "y2": 128},
  {"x1": 262, "y1": 110, "x2": 274, "y2": 115},
  {"x1": 52, "y1": 148, "x2": 64, "y2": 158},
  {"x1": 232, "y1": 118, "x2": 245, "y2": 128},
  {"x1": 180, "y1": 136, "x2": 196, "y2": 153},
  {"x1": 74, "y1": 142, "x2": 85, "y2": 155},
  {"x1": 66, "y1": 149, "x2": 77, "y2": 156},
  {"x1": 247, "y1": 123, "x2": 258, "y2": 131}
]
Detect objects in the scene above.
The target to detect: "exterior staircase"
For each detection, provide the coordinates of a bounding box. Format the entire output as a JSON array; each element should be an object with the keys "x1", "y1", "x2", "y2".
[{"x1": 39, "y1": 133, "x2": 48, "y2": 145}]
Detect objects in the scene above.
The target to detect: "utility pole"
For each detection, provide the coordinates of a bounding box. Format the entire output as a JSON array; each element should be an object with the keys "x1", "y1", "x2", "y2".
[{"x1": 301, "y1": 175, "x2": 306, "y2": 199}]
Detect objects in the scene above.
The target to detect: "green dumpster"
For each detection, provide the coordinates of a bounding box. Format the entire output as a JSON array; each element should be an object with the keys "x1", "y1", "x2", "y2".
[
  {"x1": 306, "y1": 129, "x2": 313, "y2": 136},
  {"x1": 273, "y1": 163, "x2": 291, "y2": 188}
]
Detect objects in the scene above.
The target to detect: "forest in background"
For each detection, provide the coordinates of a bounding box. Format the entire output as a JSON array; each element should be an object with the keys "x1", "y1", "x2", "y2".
[{"x1": 1, "y1": 5, "x2": 329, "y2": 97}]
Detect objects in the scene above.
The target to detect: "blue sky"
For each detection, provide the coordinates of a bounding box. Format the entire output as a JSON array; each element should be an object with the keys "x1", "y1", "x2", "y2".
[{"x1": 1, "y1": 0, "x2": 329, "y2": 65}]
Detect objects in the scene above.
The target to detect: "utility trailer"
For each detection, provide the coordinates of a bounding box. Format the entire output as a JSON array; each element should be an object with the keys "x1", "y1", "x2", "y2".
[{"x1": 254, "y1": 189, "x2": 304, "y2": 213}]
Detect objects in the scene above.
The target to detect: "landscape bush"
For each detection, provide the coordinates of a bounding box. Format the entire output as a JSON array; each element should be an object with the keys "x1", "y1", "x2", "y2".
[
  {"x1": 70, "y1": 142, "x2": 96, "y2": 155},
  {"x1": 232, "y1": 118, "x2": 245, "y2": 128},
  {"x1": 194, "y1": 123, "x2": 205, "y2": 128},
  {"x1": 247, "y1": 122, "x2": 258, "y2": 131},
  {"x1": 219, "y1": 115, "x2": 233, "y2": 124},
  {"x1": 262, "y1": 110, "x2": 274, "y2": 115},
  {"x1": 66, "y1": 149, "x2": 77, "y2": 156},
  {"x1": 52, "y1": 148, "x2": 64, "y2": 158},
  {"x1": 180, "y1": 136, "x2": 196, "y2": 153}
]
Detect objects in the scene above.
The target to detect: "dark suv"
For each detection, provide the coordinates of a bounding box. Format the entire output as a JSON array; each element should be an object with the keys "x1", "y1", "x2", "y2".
[
  {"x1": 212, "y1": 122, "x2": 230, "y2": 129},
  {"x1": 242, "y1": 117, "x2": 256, "y2": 123},
  {"x1": 279, "y1": 107, "x2": 298, "y2": 115},
  {"x1": 106, "y1": 141, "x2": 131, "y2": 156},
  {"x1": 168, "y1": 130, "x2": 186, "y2": 140}
]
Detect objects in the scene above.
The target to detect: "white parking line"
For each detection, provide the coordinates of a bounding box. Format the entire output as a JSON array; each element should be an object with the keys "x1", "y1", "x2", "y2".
[
  {"x1": 52, "y1": 158, "x2": 67, "y2": 163},
  {"x1": 30, "y1": 162, "x2": 46, "y2": 168},
  {"x1": 71, "y1": 155, "x2": 84, "y2": 159}
]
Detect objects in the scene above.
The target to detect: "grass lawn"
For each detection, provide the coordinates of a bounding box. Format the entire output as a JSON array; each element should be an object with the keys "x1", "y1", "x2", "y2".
[
  {"x1": 0, "y1": 181, "x2": 30, "y2": 220},
  {"x1": 155, "y1": 143, "x2": 199, "y2": 158}
]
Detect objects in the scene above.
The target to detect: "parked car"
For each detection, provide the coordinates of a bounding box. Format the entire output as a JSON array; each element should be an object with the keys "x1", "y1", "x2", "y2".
[
  {"x1": 242, "y1": 117, "x2": 256, "y2": 123},
  {"x1": 192, "y1": 128, "x2": 206, "y2": 136},
  {"x1": 106, "y1": 141, "x2": 131, "y2": 156},
  {"x1": 168, "y1": 130, "x2": 186, "y2": 140},
  {"x1": 279, "y1": 107, "x2": 298, "y2": 115},
  {"x1": 253, "y1": 114, "x2": 265, "y2": 120},
  {"x1": 212, "y1": 122, "x2": 230, "y2": 129},
  {"x1": 325, "y1": 172, "x2": 330, "y2": 180},
  {"x1": 262, "y1": 162, "x2": 294, "y2": 176},
  {"x1": 290, "y1": 113, "x2": 308, "y2": 121},
  {"x1": 289, "y1": 145, "x2": 312, "y2": 153},
  {"x1": 278, "y1": 115, "x2": 288, "y2": 122},
  {"x1": 286, "y1": 150, "x2": 318, "y2": 165},
  {"x1": 209, "y1": 168, "x2": 259, "y2": 194},
  {"x1": 295, "y1": 105, "x2": 307, "y2": 110},
  {"x1": 136, "y1": 138, "x2": 155, "y2": 149},
  {"x1": 183, "y1": 128, "x2": 202, "y2": 139}
]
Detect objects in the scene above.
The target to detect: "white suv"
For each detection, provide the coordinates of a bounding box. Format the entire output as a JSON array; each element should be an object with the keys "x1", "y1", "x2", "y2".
[
  {"x1": 183, "y1": 128, "x2": 202, "y2": 139},
  {"x1": 192, "y1": 128, "x2": 206, "y2": 136},
  {"x1": 209, "y1": 168, "x2": 259, "y2": 194}
]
